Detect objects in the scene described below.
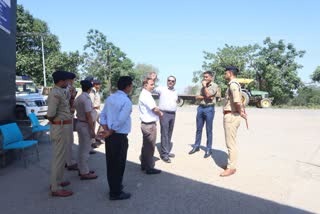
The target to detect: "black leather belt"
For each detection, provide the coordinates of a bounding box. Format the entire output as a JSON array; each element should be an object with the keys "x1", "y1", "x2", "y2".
[
  {"x1": 162, "y1": 110, "x2": 176, "y2": 114},
  {"x1": 199, "y1": 105, "x2": 214, "y2": 108},
  {"x1": 141, "y1": 121, "x2": 156, "y2": 125}
]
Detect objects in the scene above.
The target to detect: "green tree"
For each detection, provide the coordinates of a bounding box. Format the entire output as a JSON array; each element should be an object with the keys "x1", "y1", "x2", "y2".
[
  {"x1": 255, "y1": 37, "x2": 305, "y2": 104},
  {"x1": 82, "y1": 29, "x2": 134, "y2": 95},
  {"x1": 195, "y1": 44, "x2": 259, "y2": 94},
  {"x1": 311, "y1": 66, "x2": 320, "y2": 83},
  {"x1": 16, "y1": 5, "x2": 83, "y2": 85}
]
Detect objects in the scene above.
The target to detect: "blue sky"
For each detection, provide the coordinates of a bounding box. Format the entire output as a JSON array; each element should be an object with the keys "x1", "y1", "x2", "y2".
[{"x1": 18, "y1": 0, "x2": 320, "y2": 92}]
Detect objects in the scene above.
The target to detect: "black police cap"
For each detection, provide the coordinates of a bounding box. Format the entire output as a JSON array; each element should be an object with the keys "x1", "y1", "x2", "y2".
[
  {"x1": 85, "y1": 76, "x2": 94, "y2": 82},
  {"x1": 80, "y1": 80, "x2": 93, "y2": 88},
  {"x1": 52, "y1": 71, "x2": 70, "y2": 82},
  {"x1": 225, "y1": 66, "x2": 239, "y2": 75},
  {"x1": 93, "y1": 79, "x2": 101, "y2": 85}
]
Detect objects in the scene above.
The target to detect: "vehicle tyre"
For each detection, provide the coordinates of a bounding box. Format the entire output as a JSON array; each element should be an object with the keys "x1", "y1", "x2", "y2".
[
  {"x1": 241, "y1": 91, "x2": 250, "y2": 106},
  {"x1": 260, "y1": 98, "x2": 271, "y2": 108},
  {"x1": 177, "y1": 97, "x2": 184, "y2": 107}
]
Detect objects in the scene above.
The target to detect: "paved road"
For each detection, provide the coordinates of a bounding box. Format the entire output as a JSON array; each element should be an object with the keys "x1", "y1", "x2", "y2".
[{"x1": 1, "y1": 106, "x2": 320, "y2": 214}]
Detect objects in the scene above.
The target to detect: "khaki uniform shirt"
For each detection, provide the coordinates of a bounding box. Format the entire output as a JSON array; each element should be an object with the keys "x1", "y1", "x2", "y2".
[
  {"x1": 223, "y1": 79, "x2": 241, "y2": 112},
  {"x1": 75, "y1": 92, "x2": 93, "y2": 122},
  {"x1": 47, "y1": 85, "x2": 73, "y2": 121},
  {"x1": 89, "y1": 88, "x2": 101, "y2": 109},
  {"x1": 199, "y1": 82, "x2": 218, "y2": 106}
]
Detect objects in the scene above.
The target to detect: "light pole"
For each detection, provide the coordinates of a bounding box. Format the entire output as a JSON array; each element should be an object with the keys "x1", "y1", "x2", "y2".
[
  {"x1": 17, "y1": 33, "x2": 47, "y2": 86},
  {"x1": 40, "y1": 35, "x2": 47, "y2": 87}
]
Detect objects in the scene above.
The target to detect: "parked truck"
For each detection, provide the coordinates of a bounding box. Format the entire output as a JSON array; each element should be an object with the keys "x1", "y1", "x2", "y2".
[{"x1": 15, "y1": 76, "x2": 48, "y2": 120}]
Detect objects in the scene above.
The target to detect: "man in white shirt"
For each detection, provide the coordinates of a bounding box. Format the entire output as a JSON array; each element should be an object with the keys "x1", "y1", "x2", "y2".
[
  {"x1": 139, "y1": 77, "x2": 163, "y2": 174},
  {"x1": 99, "y1": 76, "x2": 133, "y2": 200},
  {"x1": 154, "y1": 76, "x2": 178, "y2": 163}
]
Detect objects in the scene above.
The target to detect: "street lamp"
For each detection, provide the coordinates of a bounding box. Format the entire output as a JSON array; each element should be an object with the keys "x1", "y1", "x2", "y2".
[{"x1": 17, "y1": 32, "x2": 47, "y2": 87}]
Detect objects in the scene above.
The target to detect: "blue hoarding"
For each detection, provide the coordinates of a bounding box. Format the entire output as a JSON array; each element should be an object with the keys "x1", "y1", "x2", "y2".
[{"x1": 0, "y1": 0, "x2": 10, "y2": 34}]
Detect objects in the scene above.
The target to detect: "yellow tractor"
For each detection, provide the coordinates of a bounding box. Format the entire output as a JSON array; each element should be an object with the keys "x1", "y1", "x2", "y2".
[{"x1": 237, "y1": 78, "x2": 273, "y2": 108}]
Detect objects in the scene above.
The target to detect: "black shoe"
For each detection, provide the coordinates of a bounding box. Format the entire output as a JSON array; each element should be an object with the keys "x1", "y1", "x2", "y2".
[
  {"x1": 189, "y1": 147, "x2": 200, "y2": 155},
  {"x1": 161, "y1": 157, "x2": 171, "y2": 163},
  {"x1": 146, "y1": 168, "x2": 162, "y2": 175},
  {"x1": 91, "y1": 143, "x2": 99, "y2": 149},
  {"x1": 109, "y1": 192, "x2": 131, "y2": 200},
  {"x1": 204, "y1": 150, "x2": 212, "y2": 158},
  {"x1": 95, "y1": 139, "x2": 104, "y2": 145},
  {"x1": 89, "y1": 150, "x2": 96, "y2": 155},
  {"x1": 141, "y1": 166, "x2": 145, "y2": 171},
  {"x1": 168, "y1": 153, "x2": 175, "y2": 158}
]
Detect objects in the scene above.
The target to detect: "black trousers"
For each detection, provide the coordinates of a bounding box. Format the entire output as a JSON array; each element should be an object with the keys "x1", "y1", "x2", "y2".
[{"x1": 105, "y1": 133, "x2": 128, "y2": 197}]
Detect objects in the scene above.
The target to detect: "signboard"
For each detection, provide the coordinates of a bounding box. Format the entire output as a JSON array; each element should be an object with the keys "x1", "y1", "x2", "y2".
[{"x1": 0, "y1": 0, "x2": 11, "y2": 34}]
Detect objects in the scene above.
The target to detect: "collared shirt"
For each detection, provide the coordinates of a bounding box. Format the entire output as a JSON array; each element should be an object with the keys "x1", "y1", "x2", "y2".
[
  {"x1": 100, "y1": 90, "x2": 132, "y2": 134},
  {"x1": 139, "y1": 88, "x2": 158, "y2": 123},
  {"x1": 199, "y1": 82, "x2": 218, "y2": 106},
  {"x1": 223, "y1": 79, "x2": 241, "y2": 112},
  {"x1": 89, "y1": 88, "x2": 101, "y2": 109},
  {"x1": 154, "y1": 86, "x2": 178, "y2": 112},
  {"x1": 47, "y1": 85, "x2": 73, "y2": 120},
  {"x1": 74, "y1": 92, "x2": 93, "y2": 122}
]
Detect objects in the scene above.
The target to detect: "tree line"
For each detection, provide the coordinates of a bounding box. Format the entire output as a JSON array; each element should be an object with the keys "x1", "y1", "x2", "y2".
[{"x1": 16, "y1": 5, "x2": 320, "y2": 106}]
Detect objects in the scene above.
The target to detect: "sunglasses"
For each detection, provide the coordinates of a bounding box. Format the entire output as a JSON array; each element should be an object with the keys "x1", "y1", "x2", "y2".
[{"x1": 167, "y1": 79, "x2": 175, "y2": 83}]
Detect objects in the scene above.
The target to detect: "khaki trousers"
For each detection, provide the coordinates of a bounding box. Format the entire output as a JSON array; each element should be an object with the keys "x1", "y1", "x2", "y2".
[
  {"x1": 66, "y1": 119, "x2": 76, "y2": 166},
  {"x1": 50, "y1": 124, "x2": 72, "y2": 191},
  {"x1": 76, "y1": 122, "x2": 92, "y2": 174},
  {"x1": 140, "y1": 123, "x2": 157, "y2": 170},
  {"x1": 223, "y1": 113, "x2": 241, "y2": 169}
]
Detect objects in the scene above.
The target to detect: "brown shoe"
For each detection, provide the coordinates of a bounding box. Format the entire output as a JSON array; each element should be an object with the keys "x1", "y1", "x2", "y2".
[
  {"x1": 49, "y1": 181, "x2": 71, "y2": 190},
  {"x1": 59, "y1": 181, "x2": 71, "y2": 187},
  {"x1": 80, "y1": 173, "x2": 98, "y2": 180},
  {"x1": 78, "y1": 170, "x2": 95, "y2": 176},
  {"x1": 220, "y1": 168, "x2": 237, "y2": 177},
  {"x1": 51, "y1": 189, "x2": 73, "y2": 197}
]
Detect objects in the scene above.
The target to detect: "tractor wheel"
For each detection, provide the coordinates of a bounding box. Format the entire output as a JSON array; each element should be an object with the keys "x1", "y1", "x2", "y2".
[
  {"x1": 256, "y1": 101, "x2": 262, "y2": 108},
  {"x1": 241, "y1": 91, "x2": 250, "y2": 106},
  {"x1": 260, "y1": 98, "x2": 271, "y2": 108},
  {"x1": 177, "y1": 97, "x2": 184, "y2": 107}
]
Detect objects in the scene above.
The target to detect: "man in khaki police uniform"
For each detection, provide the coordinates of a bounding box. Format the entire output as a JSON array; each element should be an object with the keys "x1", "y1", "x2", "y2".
[
  {"x1": 47, "y1": 71, "x2": 75, "y2": 197},
  {"x1": 65, "y1": 73, "x2": 78, "y2": 171},
  {"x1": 221, "y1": 66, "x2": 247, "y2": 177},
  {"x1": 74, "y1": 80, "x2": 98, "y2": 180},
  {"x1": 90, "y1": 79, "x2": 102, "y2": 148}
]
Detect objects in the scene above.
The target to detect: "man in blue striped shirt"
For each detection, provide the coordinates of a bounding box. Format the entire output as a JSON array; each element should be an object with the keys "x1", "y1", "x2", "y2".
[{"x1": 99, "y1": 76, "x2": 133, "y2": 201}]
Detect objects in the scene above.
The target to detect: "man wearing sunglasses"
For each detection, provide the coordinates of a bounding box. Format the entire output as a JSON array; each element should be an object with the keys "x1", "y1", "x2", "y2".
[{"x1": 154, "y1": 76, "x2": 178, "y2": 163}]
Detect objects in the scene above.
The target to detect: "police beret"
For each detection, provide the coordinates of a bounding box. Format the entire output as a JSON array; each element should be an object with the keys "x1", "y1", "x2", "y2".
[
  {"x1": 92, "y1": 79, "x2": 101, "y2": 85},
  {"x1": 85, "y1": 76, "x2": 94, "y2": 82},
  {"x1": 80, "y1": 80, "x2": 93, "y2": 88},
  {"x1": 66, "y1": 72, "x2": 76, "y2": 80},
  {"x1": 52, "y1": 71, "x2": 71, "y2": 82},
  {"x1": 225, "y1": 66, "x2": 239, "y2": 75}
]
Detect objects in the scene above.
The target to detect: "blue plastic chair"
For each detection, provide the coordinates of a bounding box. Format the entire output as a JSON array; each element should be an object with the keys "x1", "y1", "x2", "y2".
[
  {"x1": 0, "y1": 123, "x2": 39, "y2": 167},
  {"x1": 28, "y1": 112, "x2": 50, "y2": 140}
]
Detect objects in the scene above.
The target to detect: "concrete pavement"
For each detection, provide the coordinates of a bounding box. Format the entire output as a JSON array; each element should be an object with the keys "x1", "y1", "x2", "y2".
[{"x1": 0, "y1": 106, "x2": 319, "y2": 214}]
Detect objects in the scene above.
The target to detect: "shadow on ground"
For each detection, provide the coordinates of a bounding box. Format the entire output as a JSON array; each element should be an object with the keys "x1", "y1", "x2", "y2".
[{"x1": 0, "y1": 131, "x2": 313, "y2": 214}]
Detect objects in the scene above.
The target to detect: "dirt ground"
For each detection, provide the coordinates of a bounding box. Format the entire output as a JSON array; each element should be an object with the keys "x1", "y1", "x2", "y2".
[{"x1": 1, "y1": 105, "x2": 320, "y2": 214}]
